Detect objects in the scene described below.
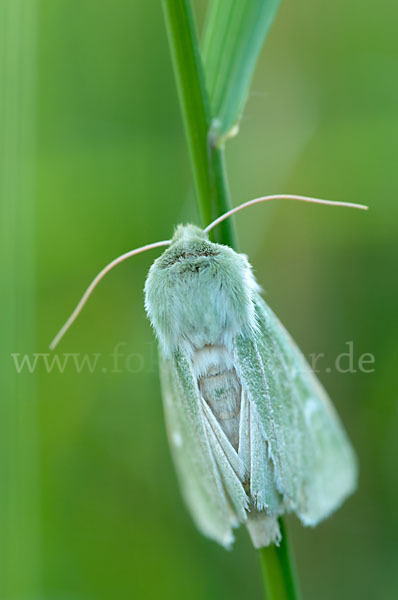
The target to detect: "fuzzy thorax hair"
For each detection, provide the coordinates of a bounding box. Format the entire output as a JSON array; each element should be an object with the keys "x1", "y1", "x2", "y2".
[{"x1": 144, "y1": 225, "x2": 260, "y2": 357}]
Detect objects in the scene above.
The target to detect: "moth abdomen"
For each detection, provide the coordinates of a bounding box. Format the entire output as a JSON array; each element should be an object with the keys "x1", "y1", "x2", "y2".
[{"x1": 194, "y1": 345, "x2": 242, "y2": 451}]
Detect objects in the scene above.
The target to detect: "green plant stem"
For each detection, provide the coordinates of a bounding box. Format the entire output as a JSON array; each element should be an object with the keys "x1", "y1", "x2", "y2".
[
  {"x1": 259, "y1": 518, "x2": 301, "y2": 600},
  {"x1": 161, "y1": 0, "x2": 236, "y2": 247},
  {"x1": 162, "y1": 2, "x2": 300, "y2": 599},
  {"x1": 0, "y1": 0, "x2": 40, "y2": 597}
]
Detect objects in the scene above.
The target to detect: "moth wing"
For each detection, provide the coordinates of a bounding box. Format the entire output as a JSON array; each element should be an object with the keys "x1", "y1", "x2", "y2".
[
  {"x1": 239, "y1": 390, "x2": 284, "y2": 515},
  {"x1": 234, "y1": 295, "x2": 357, "y2": 526},
  {"x1": 239, "y1": 390, "x2": 284, "y2": 547},
  {"x1": 159, "y1": 349, "x2": 247, "y2": 547}
]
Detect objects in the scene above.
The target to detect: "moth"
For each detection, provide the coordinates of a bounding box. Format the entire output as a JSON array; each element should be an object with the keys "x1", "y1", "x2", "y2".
[{"x1": 50, "y1": 194, "x2": 366, "y2": 548}]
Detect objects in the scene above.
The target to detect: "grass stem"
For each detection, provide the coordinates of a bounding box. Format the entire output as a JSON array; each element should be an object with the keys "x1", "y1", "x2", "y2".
[
  {"x1": 161, "y1": 0, "x2": 236, "y2": 247},
  {"x1": 259, "y1": 518, "x2": 301, "y2": 600},
  {"x1": 0, "y1": 0, "x2": 40, "y2": 597},
  {"x1": 162, "y1": 2, "x2": 301, "y2": 599}
]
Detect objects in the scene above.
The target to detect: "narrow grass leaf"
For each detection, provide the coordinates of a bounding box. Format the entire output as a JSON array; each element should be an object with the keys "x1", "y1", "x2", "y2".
[
  {"x1": 0, "y1": 1, "x2": 40, "y2": 597},
  {"x1": 202, "y1": 0, "x2": 280, "y2": 143}
]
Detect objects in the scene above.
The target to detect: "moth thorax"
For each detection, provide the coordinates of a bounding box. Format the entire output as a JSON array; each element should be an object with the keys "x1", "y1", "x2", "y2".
[{"x1": 193, "y1": 345, "x2": 242, "y2": 451}]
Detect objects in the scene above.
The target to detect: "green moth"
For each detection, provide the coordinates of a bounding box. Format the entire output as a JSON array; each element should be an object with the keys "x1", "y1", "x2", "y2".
[{"x1": 51, "y1": 194, "x2": 366, "y2": 549}]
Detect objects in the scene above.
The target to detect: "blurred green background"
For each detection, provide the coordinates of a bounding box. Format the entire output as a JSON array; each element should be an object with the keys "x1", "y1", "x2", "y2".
[{"x1": 2, "y1": 1, "x2": 398, "y2": 599}]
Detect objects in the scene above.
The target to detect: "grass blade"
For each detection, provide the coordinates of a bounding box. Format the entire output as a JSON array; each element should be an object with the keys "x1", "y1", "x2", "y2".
[
  {"x1": 0, "y1": 1, "x2": 40, "y2": 597},
  {"x1": 202, "y1": 0, "x2": 280, "y2": 143}
]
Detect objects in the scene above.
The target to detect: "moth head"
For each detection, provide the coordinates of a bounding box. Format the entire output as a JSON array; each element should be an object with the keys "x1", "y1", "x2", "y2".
[
  {"x1": 144, "y1": 224, "x2": 259, "y2": 356},
  {"x1": 49, "y1": 195, "x2": 367, "y2": 350},
  {"x1": 154, "y1": 224, "x2": 219, "y2": 271}
]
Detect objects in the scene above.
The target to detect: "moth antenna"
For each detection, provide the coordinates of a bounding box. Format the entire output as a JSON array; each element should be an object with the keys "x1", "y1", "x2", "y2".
[
  {"x1": 49, "y1": 240, "x2": 171, "y2": 350},
  {"x1": 204, "y1": 194, "x2": 368, "y2": 234}
]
